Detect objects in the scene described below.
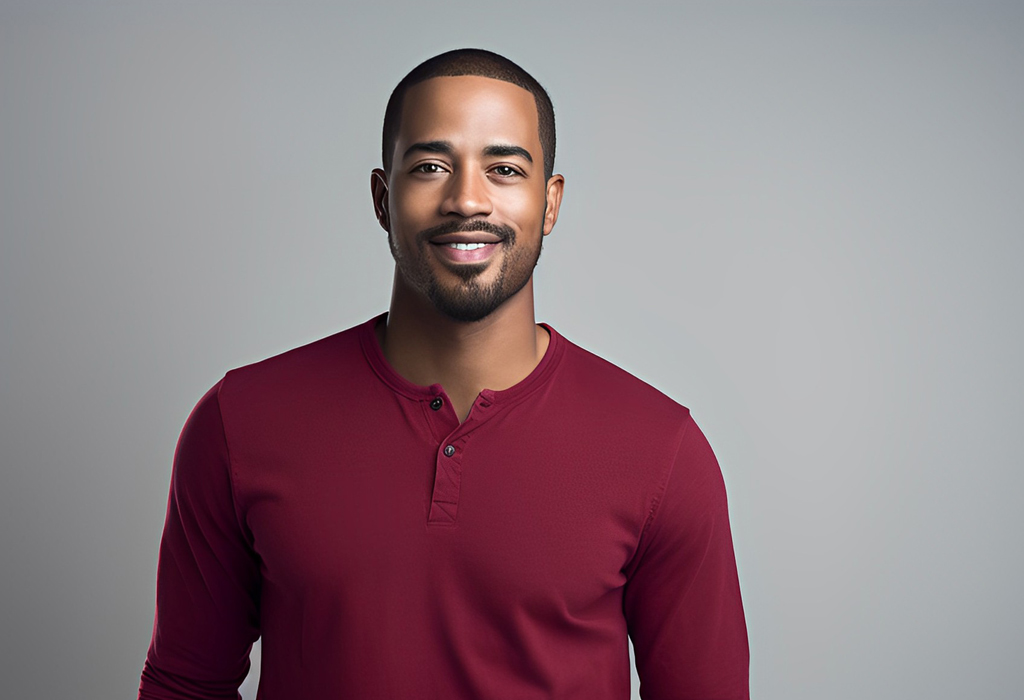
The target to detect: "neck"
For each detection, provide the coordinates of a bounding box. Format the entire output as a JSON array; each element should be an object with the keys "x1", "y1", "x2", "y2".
[{"x1": 377, "y1": 272, "x2": 549, "y2": 422}]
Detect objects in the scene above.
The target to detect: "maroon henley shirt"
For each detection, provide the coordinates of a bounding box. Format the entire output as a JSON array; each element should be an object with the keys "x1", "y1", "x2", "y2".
[{"x1": 139, "y1": 314, "x2": 749, "y2": 699}]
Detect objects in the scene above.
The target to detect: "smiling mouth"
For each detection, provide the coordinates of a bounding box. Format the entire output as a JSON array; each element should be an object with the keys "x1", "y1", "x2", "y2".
[
  {"x1": 443, "y1": 242, "x2": 491, "y2": 251},
  {"x1": 431, "y1": 239, "x2": 501, "y2": 264},
  {"x1": 419, "y1": 219, "x2": 514, "y2": 265}
]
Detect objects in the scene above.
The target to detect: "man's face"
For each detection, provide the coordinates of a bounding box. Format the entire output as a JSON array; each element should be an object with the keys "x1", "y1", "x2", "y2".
[{"x1": 372, "y1": 75, "x2": 563, "y2": 323}]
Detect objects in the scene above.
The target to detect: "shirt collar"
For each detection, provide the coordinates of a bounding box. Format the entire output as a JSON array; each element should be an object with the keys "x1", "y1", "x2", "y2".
[{"x1": 358, "y1": 312, "x2": 564, "y2": 405}]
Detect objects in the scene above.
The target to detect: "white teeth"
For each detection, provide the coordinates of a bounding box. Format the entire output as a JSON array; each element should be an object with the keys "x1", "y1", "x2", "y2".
[{"x1": 448, "y1": 242, "x2": 489, "y2": 250}]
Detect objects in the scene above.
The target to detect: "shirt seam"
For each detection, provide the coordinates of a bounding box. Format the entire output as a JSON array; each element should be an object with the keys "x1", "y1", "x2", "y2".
[
  {"x1": 624, "y1": 412, "x2": 693, "y2": 574},
  {"x1": 214, "y1": 376, "x2": 253, "y2": 547}
]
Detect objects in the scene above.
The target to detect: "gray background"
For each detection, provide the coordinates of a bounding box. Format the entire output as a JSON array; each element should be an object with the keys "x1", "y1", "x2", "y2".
[{"x1": 2, "y1": 1, "x2": 1021, "y2": 698}]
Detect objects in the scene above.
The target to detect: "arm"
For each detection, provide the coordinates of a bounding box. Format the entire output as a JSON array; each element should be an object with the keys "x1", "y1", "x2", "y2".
[
  {"x1": 623, "y1": 417, "x2": 749, "y2": 700},
  {"x1": 139, "y1": 381, "x2": 261, "y2": 700}
]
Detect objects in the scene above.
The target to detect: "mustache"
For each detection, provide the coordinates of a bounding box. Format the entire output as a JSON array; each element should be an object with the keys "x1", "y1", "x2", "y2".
[{"x1": 417, "y1": 219, "x2": 516, "y2": 245}]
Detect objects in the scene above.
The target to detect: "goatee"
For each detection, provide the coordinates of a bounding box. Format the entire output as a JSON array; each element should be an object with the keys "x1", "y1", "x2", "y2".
[{"x1": 390, "y1": 219, "x2": 543, "y2": 323}]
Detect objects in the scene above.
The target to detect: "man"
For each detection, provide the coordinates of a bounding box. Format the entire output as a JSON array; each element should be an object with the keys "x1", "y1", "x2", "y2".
[{"x1": 139, "y1": 48, "x2": 748, "y2": 699}]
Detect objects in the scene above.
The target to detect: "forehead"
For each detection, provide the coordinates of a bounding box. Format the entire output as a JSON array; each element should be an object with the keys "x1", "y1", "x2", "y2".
[{"x1": 397, "y1": 75, "x2": 540, "y2": 153}]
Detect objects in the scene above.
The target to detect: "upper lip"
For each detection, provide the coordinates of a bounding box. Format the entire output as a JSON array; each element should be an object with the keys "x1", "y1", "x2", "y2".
[{"x1": 429, "y1": 232, "x2": 503, "y2": 245}]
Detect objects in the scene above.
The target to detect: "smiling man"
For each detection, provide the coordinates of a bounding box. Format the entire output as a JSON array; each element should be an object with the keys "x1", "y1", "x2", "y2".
[
  {"x1": 380, "y1": 77, "x2": 550, "y2": 322},
  {"x1": 139, "y1": 49, "x2": 749, "y2": 700}
]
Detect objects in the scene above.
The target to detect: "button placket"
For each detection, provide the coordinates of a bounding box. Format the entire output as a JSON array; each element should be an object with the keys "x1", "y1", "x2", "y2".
[
  {"x1": 428, "y1": 435, "x2": 466, "y2": 526},
  {"x1": 425, "y1": 390, "x2": 501, "y2": 528},
  {"x1": 420, "y1": 390, "x2": 458, "y2": 444}
]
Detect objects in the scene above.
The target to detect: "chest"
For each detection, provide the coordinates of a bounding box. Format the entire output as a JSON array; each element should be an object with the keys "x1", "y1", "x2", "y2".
[{"x1": 239, "y1": 413, "x2": 651, "y2": 614}]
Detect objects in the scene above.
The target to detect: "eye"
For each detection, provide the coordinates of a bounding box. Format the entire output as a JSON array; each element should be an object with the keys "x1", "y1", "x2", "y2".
[
  {"x1": 412, "y1": 163, "x2": 447, "y2": 175},
  {"x1": 491, "y1": 165, "x2": 522, "y2": 178}
]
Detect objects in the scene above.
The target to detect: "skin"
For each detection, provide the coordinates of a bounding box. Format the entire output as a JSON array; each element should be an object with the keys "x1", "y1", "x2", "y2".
[{"x1": 370, "y1": 75, "x2": 565, "y2": 421}]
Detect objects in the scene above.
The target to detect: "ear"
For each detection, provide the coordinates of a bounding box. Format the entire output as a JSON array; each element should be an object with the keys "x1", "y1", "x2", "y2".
[
  {"x1": 542, "y1": 174, "x2": 565, "y2": 236},
  {"x1": 370, "y1": 168, "x2": 390, "y2": 232}
]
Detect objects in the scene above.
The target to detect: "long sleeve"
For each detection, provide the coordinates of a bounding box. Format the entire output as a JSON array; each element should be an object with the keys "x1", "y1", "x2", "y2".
[
  {"x1": 139, "y1": 381, "x2": 262, "y2": 700},
  {"x1": 623, "y1": 417, "x2": 749, "y2": 700}
]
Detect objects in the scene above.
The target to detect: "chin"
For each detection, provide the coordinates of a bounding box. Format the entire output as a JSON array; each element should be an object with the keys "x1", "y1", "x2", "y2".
[{"x1": 428, "y1": 288, "x2": 505, "y2": 323}]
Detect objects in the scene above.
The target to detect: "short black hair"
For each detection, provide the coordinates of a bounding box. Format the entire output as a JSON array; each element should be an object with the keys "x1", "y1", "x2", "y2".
[{"x1": 382, "y1": 48, "x2": 556, "y2": 180}]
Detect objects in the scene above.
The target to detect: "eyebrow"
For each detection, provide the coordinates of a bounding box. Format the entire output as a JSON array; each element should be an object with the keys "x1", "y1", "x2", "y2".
[
  {"x1": 402, "y1": 140, "x2": 534, "y2": 164},
  {"x1": 402, "y1": 140, "x2": 454, "y2": 160},
  {"x1": 483, "y1": 144, "x2": 533, "y2": 163}
]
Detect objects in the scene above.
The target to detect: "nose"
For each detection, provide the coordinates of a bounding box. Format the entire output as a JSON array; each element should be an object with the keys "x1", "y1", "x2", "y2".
[{"x1": 441, "y1": 168, "x2": 492, "y2": 218}]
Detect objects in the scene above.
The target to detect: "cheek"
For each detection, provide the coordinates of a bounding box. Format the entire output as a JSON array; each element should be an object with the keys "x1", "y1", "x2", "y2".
[
  {"x1": 390, "y1": 187, "x2": 435, "y2": 232},
  {"x1": 503, "y1": 188, "x2": 547, "y2": 230}
]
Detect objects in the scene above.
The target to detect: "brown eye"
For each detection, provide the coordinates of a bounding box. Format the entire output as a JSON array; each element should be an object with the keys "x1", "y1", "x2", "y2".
[{"x1": 492, "y1": 166, "x2": 521, "y2": 178}]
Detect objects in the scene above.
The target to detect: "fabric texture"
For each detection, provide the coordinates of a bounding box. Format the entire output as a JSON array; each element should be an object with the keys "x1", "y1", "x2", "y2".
[{"x1": 139, "y1": 314, "x2": 749, "y2": 699}]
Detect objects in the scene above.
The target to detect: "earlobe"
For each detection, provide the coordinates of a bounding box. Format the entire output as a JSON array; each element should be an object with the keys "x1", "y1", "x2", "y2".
[
  {"x1": 370, "y1": 168, "x2": 390, "y2": 232},
  {"x1": 542, "y1": 174, "x2": 565, "y2": 236}
]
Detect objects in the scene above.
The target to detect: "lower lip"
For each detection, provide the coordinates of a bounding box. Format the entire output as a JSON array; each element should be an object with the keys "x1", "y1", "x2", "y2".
[{"x1": 432, "y1": 242, "x2": 501, "y2": 264}]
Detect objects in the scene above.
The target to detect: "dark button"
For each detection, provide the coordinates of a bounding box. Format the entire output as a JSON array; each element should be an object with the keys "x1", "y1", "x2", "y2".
[
  {"x1": 443, "y1": 445, "x2": 456, "y2": 457},
  {"x1": 430, "y1": 397, "x2": 443, "y2": 411}
]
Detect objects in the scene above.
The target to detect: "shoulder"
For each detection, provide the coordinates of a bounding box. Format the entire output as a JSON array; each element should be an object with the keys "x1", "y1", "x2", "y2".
[
  {"x1": 217, "y1": 316, "x2": 374, "y2": 403},
  {"x1": 545, "y1": 329, "x2": 724, "y2": 537},
  {"x1": 551, "y1": 327, "x2": 692, "y2": 430},
  {"x1": 196, "y1": 317, "x2": 383, "y2": 439},
  {"x1": 542, "y1": 327, "x2": 702, "y2": 479}
]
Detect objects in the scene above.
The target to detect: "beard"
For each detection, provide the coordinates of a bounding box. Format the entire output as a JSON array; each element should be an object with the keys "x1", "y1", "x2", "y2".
[{"x1": 389, "y1": 218, "x2": 543, "y2": 323}]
